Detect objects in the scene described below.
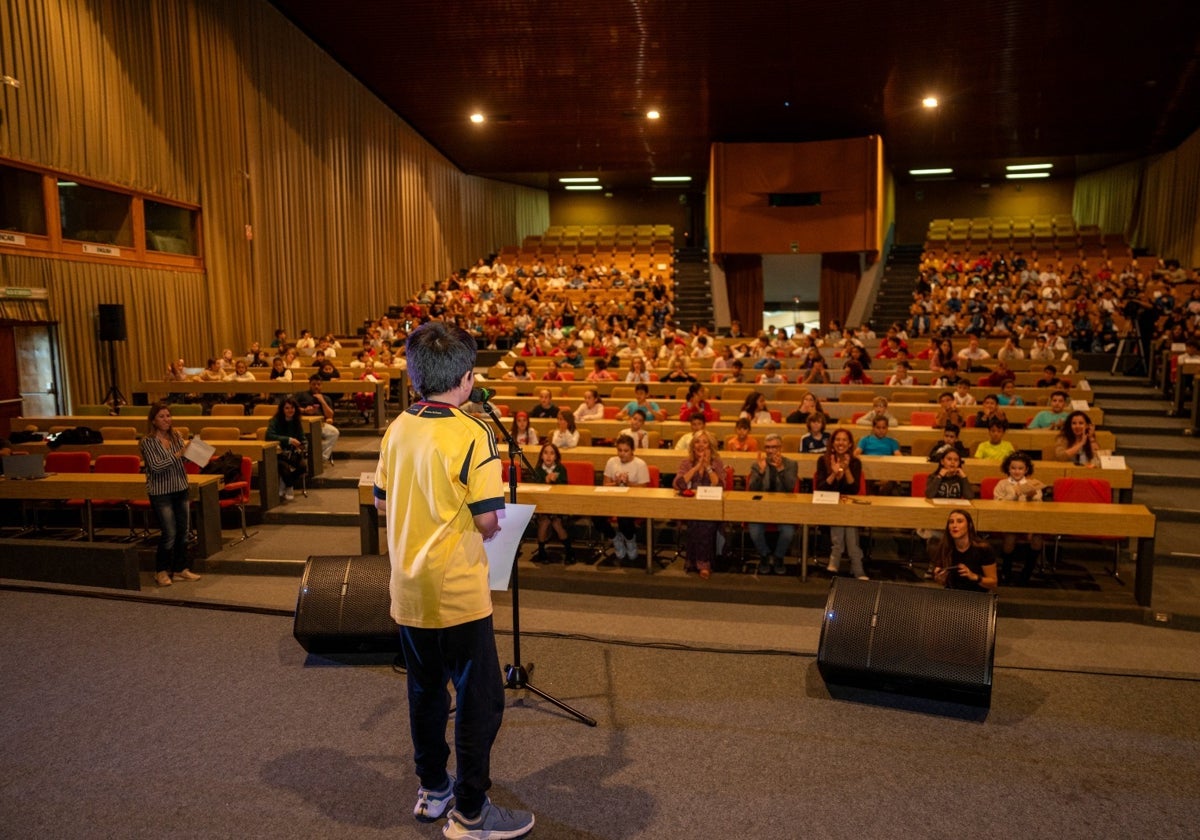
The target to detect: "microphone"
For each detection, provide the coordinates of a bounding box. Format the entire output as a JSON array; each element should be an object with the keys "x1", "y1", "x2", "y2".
[{"x1": 469, "y1": 386, "x2": 496, "y2": 404}]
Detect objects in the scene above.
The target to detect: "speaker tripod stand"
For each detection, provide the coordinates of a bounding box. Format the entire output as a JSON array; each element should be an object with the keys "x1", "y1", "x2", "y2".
[
  {"x1": 482, "y1": 398, "x2": 597, "y2": 727},
  {"x1": 101, "y1": 338, "x2": 127, "y2": 414}
]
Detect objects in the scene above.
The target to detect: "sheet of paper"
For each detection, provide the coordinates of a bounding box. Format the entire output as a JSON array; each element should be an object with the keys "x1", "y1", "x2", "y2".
[
  {"x1": 485, "y1": 503, "x2": 537, "y2": 591},
  {"x1": 930, "y1": 498, "x2": 968, "y2": 505},
  {"x1": 183, "y1": 436, "x2": 215, "y2": 467},
  {"x1": 517, "y1": 483, "x2": 552, "y2": 493},
  {"x1": 812, "y1": 490, "x2": 840, "y2": 505},
  {"x1": 594, "y1": 486, "x2": 630, "y2": 493}
]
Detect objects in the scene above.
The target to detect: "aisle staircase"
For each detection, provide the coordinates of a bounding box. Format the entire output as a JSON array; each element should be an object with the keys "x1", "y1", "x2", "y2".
[
  {"x1": 670, "y1": 249, "x2": 714, "y2": 330},
  {"x1": 870, "y1": 244, "x2": 924, "y2": 328}
]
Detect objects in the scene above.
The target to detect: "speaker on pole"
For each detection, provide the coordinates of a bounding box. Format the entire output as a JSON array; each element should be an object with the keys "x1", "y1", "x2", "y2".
[
  {"x1": 817, "y1": 578, "x2": 997, "y2": 706},
  {"x1": 294, "y1": 554, "x2": 401, "y2": 654},
  {"x1": 98, "y1": 304, "x2": 127, "y2": 342}
]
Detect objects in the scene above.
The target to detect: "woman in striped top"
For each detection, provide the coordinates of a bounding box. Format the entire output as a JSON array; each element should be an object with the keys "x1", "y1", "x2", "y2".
[{"x1": 139, "y1": 402, "x2": 201, "y2": 587}]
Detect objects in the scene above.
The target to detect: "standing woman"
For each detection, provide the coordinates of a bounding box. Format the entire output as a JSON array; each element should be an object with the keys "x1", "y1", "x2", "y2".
[
  {"x1": 140, "y1": 402, "x2": 201, "y2": 587},
  {"x1": 672, "y1": 430, "x2": 726, "y2": 580},
  {"x1": 816, "y1": 428, "x2": 867, "y2": 579},
  {"x1": 265, "y1": 397, "x2": 307, "y2": 501},
  {"x1": 932, "y1": 509, "x2": 998, "y2": 592}
]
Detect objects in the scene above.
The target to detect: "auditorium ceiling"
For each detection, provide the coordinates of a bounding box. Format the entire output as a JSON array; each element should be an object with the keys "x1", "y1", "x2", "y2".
[{"x1": 270, "y1": 0, "x2": 1200, "y2": 190}]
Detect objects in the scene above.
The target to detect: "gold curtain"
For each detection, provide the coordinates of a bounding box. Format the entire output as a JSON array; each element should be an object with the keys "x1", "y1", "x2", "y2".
[
  {"x1": 1074, "y1": 126, "x2": 1200, "y2": 268},
  {"x1": 0, "y1": 0, "x2": 549, "y2": 407}
]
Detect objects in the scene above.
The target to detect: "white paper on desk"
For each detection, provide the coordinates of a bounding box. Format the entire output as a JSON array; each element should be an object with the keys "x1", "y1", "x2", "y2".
[
  {"x1": 183, "y1": 436, "x2": 215, "y2": 467},
  {"x1": 696, "y1": 485, "x2": 723, "y2": 500},
  {"x1": 930, "y1": 498, "x2": 968, "y2": 506},
  {"x1": 358, "y1": 471, "x2": 376, "y2": 486},
  {"x1": 486, "y1": 503, "x2": 536, "y2": 591},
  {"x1": 594, "y1": 486, "x2": 630, "y2": 493},
  {"x1": 517, "y1": 483, "x2": 552, "y2": 492},
  {"x1": 1071, "y1": 399, "x2": 1090, "y2": 411},
  {"x1": 812, "y1": 490, "x2": 840, "y2": 505},
  {"x1": 1100, "y1": 455, "x2": 1126, "y2": 469}
]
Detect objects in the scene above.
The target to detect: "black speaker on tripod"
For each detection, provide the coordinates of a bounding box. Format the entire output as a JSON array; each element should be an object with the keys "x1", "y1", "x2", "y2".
[
  {"x1": 293, "y1": 554, "x2": 401, "y2": 654},
  {"x1": 98, "y1": 304, "x2": 127, "y2": 342},
  {"x1": 817, "y1": 578, "x2": 997, "y2": 706}
]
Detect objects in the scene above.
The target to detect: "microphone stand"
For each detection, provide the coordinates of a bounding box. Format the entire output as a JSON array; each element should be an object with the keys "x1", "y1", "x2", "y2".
[{"x1": 480, "y1": 397, "x2": 597, "y2": 727}]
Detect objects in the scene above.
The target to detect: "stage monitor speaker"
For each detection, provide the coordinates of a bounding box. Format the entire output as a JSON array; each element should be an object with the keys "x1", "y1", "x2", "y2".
[
  {"x1": 98, "y1": 304, "x2": 127, "y2": 342},
  {"x1": 817, "y1": 578, "x2": 996, "y2": 706},
  {"x1": 294, "y1": 554, "x2": 401, "y2": 654}
]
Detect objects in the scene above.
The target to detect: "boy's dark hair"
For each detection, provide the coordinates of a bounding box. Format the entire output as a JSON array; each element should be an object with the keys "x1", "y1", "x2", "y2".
[
  {"x1": 406, "y1": 321, "x2": 476, "y2": 397},
  {"x1": 986, "y1": 417, "x2": 1008, "y2": 431}
]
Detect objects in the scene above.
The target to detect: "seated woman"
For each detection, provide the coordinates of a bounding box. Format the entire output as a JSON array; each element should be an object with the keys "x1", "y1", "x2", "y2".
[
  {"x1": 551, "y1": 409, "x2": 579, "y2": 450},
  {"x1": 931, "y1": 509, "x2": 998, "y2": 592},
  {"x1": 992, "y1": 451, "x2": 1046, "y2": 584},
  {"x1": 264, "y1": 397, "x2": 307, "y2": 501},
  {"x1": 529, "y1": 442, "x2": 574, "y2": 565},
  {"x1": 574, "y1": 389, "x2": 605, "y2": 422},
  {"x1": 1054, "y1": 410, "x2": 1101, "y2": 467},
  {"x1": 586, "y1": 358, "x2": 616, "y2": 382},
  {"x1": 839, "y1": 360, "x2": 873, "y2": 385},
  {"x1": 672, "y1": 430, "x2": 726, "y2": 580},
  {"x1": 738, "y1": 392, "x2": 775, "y2": 425},
  {"x1": 816, "y1": 428, "x2": 868, "y2": 579},
  {"x1": 624, "y1": 357, "x2": 651, "y2": 383},
  {"x1": 661, "y1": 358, "x2": 697, "y2": 383},
  {"x1": 510, "y1": 410, "x2": 539, "y2": 448}
]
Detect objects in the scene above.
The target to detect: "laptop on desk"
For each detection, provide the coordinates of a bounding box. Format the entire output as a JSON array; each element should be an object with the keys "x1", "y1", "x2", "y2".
[{"x1": 1, "y1": 454, "x2": 52, "y2": 480}]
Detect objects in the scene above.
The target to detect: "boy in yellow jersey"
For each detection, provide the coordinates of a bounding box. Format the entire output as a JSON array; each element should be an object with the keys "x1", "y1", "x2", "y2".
[{"x1": 374, "y1": 321, "x2": 534, "y2": 839}]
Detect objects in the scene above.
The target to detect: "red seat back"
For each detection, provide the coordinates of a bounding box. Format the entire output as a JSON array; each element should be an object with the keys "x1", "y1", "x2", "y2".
[
  {"x1": 1052, "y1": 477, "x2": 1112, "y2": 504},
  {"x1": 980, "y1": 477, "x2": 1001, "y2": 500},
  {"x1": 561, "y1": 460, "x2": 595, "y2": 487},
  {"x1": 44, "y1": 451, "x2": 93, "y2": 473},
  {"x1": 910, "y1": 472, "x2": 929, "y2": 497},
  {"x1": 92, "y1": 454, "x2": 141, "y2": 474}
]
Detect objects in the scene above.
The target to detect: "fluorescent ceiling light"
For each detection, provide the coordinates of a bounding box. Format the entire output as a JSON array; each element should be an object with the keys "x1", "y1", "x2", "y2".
[
  {"x1": 565, "y1": 185, "x2": 603, "y2": 191},
  {"x1": 651, "y1": 176, "x2": 692, "y2": 182},
  {"x1": 558, "y1": 177, "x2": 599, "y2": 183},
  {"x1": 908, "y1": 168, "x2": 953, "y2": 176},
  {"x1": 1006, "y1": 163, "x2": 1053, "y2": 171},
  {"x1": 1006, "y1": 172, "x2": 1050, "y2": 179}
]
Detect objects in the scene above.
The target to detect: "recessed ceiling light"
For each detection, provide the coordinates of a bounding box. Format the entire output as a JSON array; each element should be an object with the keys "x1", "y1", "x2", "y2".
[
  {"x1": 1005, "y1": 163, "x2": 1053, "y2": 171},
  {"x1": 565, "y1": 185, "x2": 603, "y2": 191},
  {"x1": 1006, "y1": 172, "x2": 1050, "y2": 179},
  {"x1": 469, "y1": 113, "x2": 485, "y2": 124},
  {"x1": 558, "y1": 177, "x2": 599, "y2": 183},
  {"x1": 922, "y1": 96, "x2": 938, "y2": 109},
  {"x1": 646, "y1": 109, "x2": 661, "y2": 120},
  {"x1": 651, "y1": 176, "x2": 692, "y2": 183},
  {"x1": 908, "y1": 168, "x2": 953, "y2": 176}
]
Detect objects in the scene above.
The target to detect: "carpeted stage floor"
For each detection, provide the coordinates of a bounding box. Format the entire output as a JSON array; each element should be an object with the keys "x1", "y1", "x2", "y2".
[{"x1": 1, "y1": 588, "x2": 1198, "y2": 839}]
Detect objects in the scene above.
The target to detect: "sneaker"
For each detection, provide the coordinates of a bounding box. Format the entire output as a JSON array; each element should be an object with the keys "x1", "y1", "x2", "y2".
[
  {"x1": 611, "y1": 537, "x2": 627, "y2": 561},
  {"x1": 285, "y1": 487, "x2": 295, "y2": 501},
  {"x1": 443, "y1": 798, "x2": 534, "y2": 840},
  {"x1": 826, "y1": 560, "x2": 840, "y2": 574},
  {"x1": 155, "y1": 571, "x2": 172, "y2": 587},
  {"x1": 413, "y1": 782, "x2": 454, "y2": 822},
  {"x1": 279, "y1": 485, "x2": 288, "y2": 499},
  {"x1": 856, "y1": 575, "x2": 870, "y2": 581},
  {"x1": 622, "y1": 534, "x2": 638, "y2": 559},
  {"x1": 772, "y1": 560, "x2": 787, "y2": 576},
  {"x1": 758, "y1": 559, "x2": 773, "y2": 575},
  {"x1": 174, "y1": 569, "x2": 201, "y2": 582}
]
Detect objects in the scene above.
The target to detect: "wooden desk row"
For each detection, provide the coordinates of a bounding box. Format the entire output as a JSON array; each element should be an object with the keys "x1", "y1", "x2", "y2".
[
  {"x1": 134, "y1": 378, "x2": 390, "y2": 430},
  {"x1": 18, "y1": 416, "x2": 325, "y2": 478},
  {"x1": 356, "y1": 484, "x2": 1156, "y2": 605},
  {"x1": 0, "y1": 474, "x2": 224, "y2": 560},
  {"x1": 539, "y1": 447, "x2": 1134, "y2": 498},
  {"x1": 481, "y1": 380, "x2": 1094, "y2": 405},
  {"x1": 491, "y1": 395, "x2": 1105, "y2": 427},
  {"x1": 524, "y1": 419, "x2": 1118, "y2": 453},
  {"x1": 15, "y1": 440, "x2": 281, "y2": 510}
]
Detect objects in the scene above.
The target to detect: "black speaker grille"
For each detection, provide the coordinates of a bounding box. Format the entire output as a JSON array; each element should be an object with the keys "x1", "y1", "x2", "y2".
[
  {"x1": 873, "y1": 585, "x2": 993, "y2": 687},
  {"x1": 294, "y1": 555, "x2": 400, "y2": 652},
  {"x1": 818, "y1": 578, "x2": 996, "y2": 703}
]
